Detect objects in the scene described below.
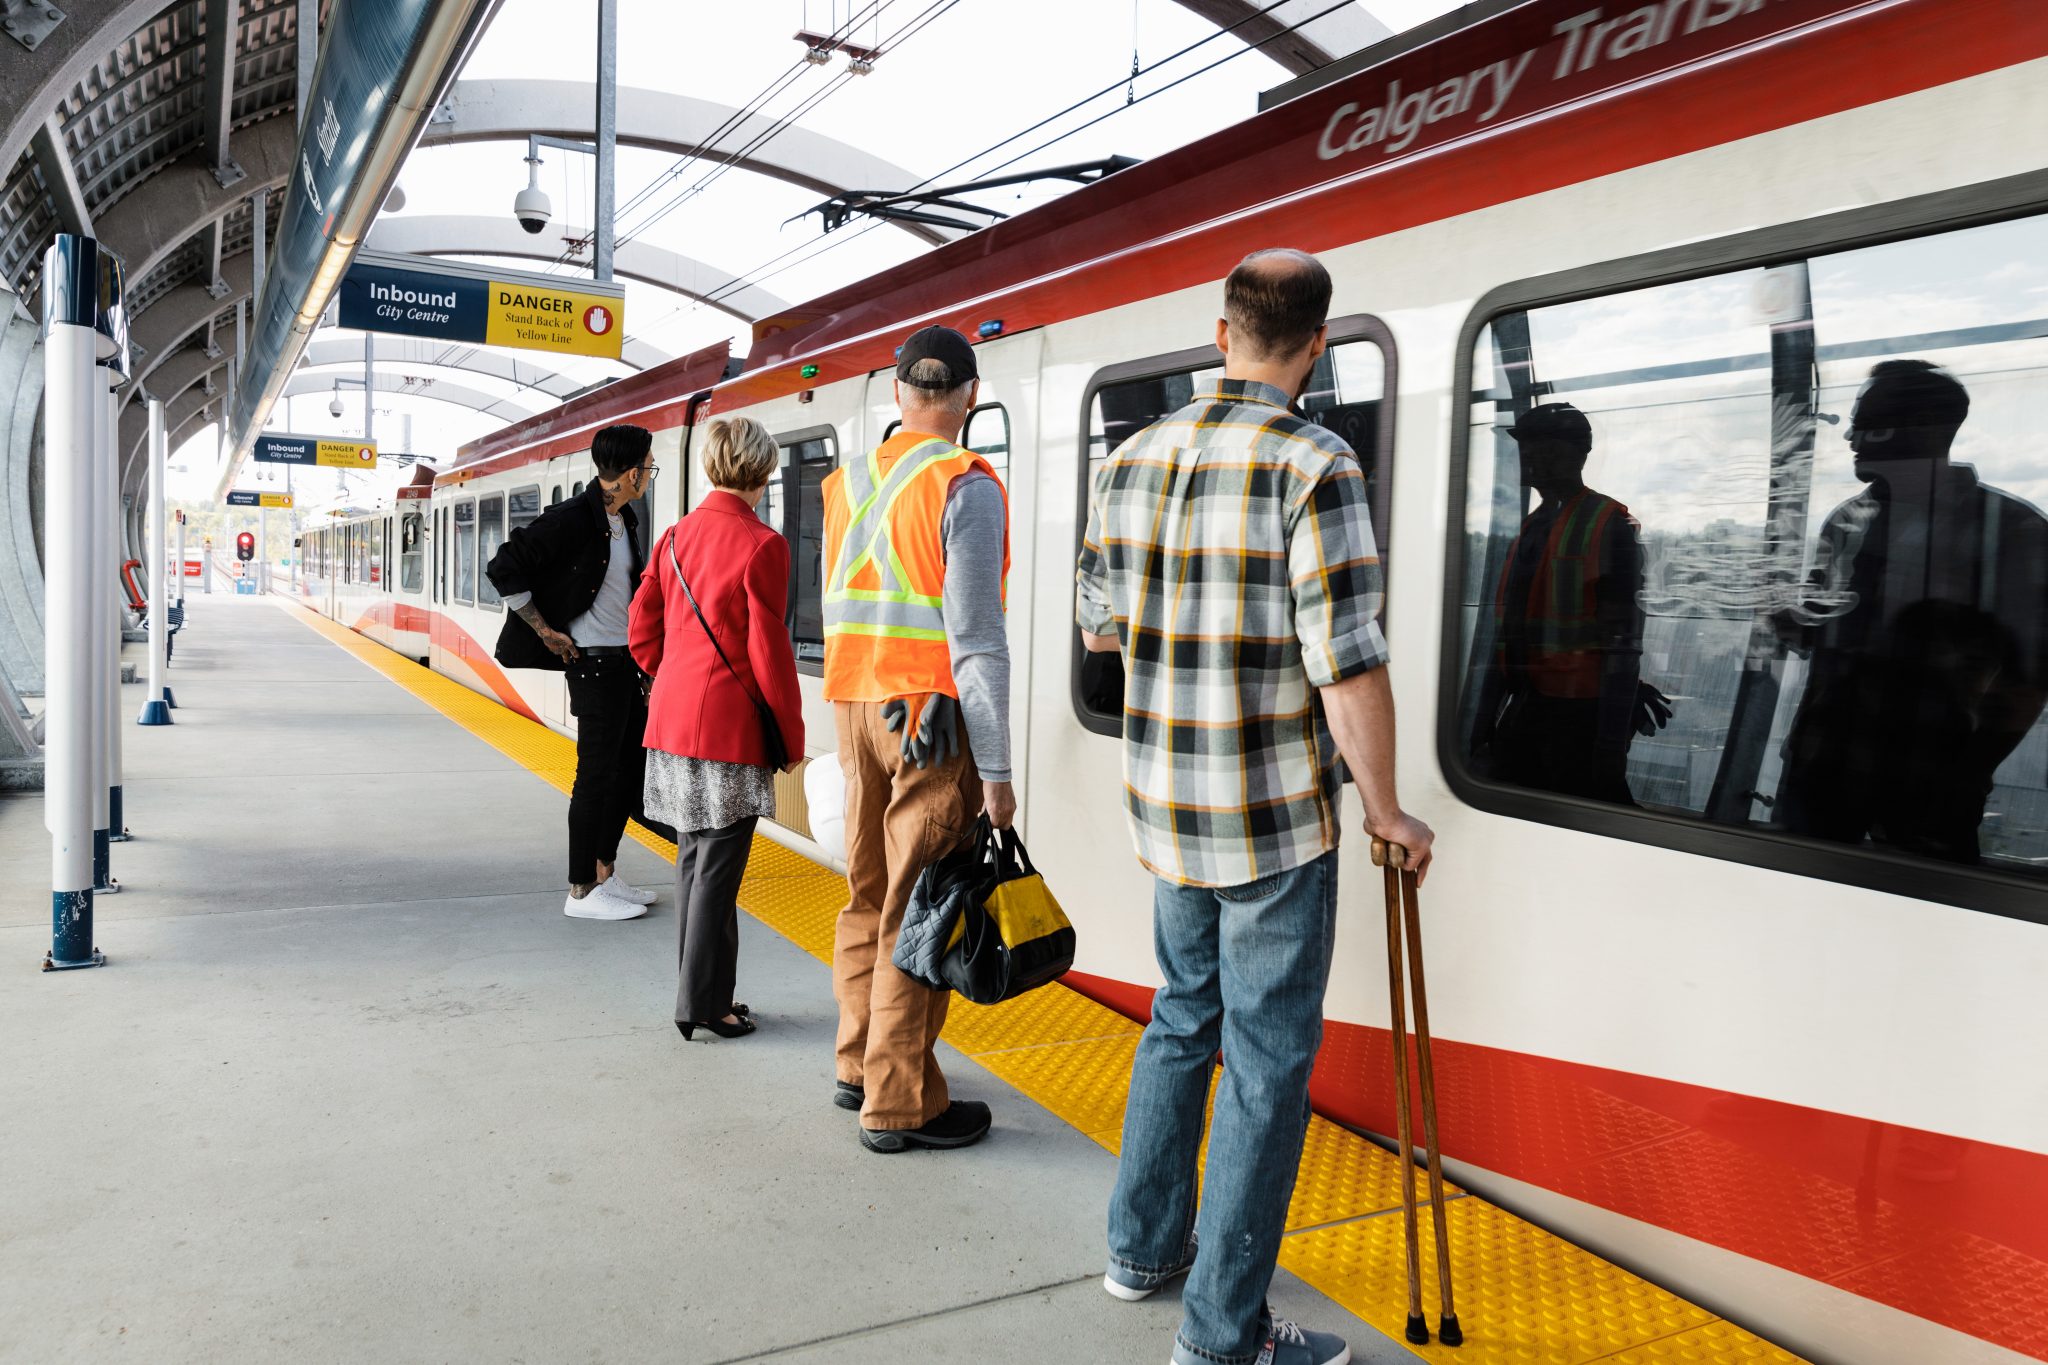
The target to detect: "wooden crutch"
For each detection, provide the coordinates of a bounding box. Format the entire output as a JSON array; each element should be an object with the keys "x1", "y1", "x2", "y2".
[{"x1": 1371, "y1": 838, "x2": 1462, "y2": 1348}]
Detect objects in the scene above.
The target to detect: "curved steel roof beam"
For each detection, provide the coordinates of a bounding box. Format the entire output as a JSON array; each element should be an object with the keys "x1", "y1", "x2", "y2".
[
  {"x1": 420, "y1": 79, "x2": 959, "y2": 247},
  {"x1": 0, "y1": 0, "x2": 175, "y2": 178},
  {"x1": 299, "y1": 336, "x2": 588, "y2": 400},
  {"x1": 1165, "y1": 1, "x2": 1389, "y2": 76},
  {"x1": 363, "y1": 214, "x2": 787, "y2": 323},
  {"x1": 123, "y1": 364, "x2": 544, "y2": 485}
]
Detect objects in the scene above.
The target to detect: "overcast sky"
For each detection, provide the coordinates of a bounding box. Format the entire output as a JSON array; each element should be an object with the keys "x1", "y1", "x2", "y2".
[{"x1": 172, "y1": 0, "x2": 1465, "y2": 510}]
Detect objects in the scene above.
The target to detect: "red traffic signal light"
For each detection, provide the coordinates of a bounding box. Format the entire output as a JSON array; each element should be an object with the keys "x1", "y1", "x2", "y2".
[{"x1": 235, "y1": 532, "x2": 256, "y2": 562}]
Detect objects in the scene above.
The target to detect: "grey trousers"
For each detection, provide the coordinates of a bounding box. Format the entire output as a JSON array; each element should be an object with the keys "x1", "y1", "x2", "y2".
[{"x1": 674, "y1": 816, "x2": 759, "y2": 1023}]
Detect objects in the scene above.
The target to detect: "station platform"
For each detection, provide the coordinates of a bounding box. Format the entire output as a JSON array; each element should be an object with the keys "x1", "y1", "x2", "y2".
[{"x1": 1, "y1": 595, "x2": 1805, "y2": 1365}]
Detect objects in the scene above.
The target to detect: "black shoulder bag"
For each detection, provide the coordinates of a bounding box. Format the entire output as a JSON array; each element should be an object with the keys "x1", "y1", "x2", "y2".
[{"x1": 668, "y1": 535, "x2": 790, "y2": 770}]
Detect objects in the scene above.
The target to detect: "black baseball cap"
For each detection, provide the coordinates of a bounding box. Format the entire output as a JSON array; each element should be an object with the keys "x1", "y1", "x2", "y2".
[
  {"x1": 1507, "y1": 402, "x2": 1592, "y2": 447},
  {"x1": 895, "y1": 325, "x2": 978, "y2": 389}
]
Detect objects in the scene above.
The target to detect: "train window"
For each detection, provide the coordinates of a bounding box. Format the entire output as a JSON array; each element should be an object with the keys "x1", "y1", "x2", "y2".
[
  {"x1": 549, "y1": 484, "x2": 563, "y2": 507},
  {"x1": 453, "y1": 499, "x2": 476, "y2": 605},
  {"x1": 1449, "y1": 212, "x2": 2048, "y2": 908},
  {"x1": 476, "y1": 494, "x2": 506, "y2": 609},
  {"x1": 400, "y1": 513, "x2": 425, "y2": 593},
  {"x1": 510, "y1": 485, "x2": 542, "y2": 533},
  {"x1": 763, "y1": 428, "x2": 836, "y2": 671},
  {"x1": 572, "y1": 480, "x2": 584, "y2": 499},
  {"x1": 1073, "y1": 327, "x2": 1394, "y2": 737},
  {"x1": 963, "y1": 404, "x2": 1010, "y2": 480},
  {"x1": 371, "y1": 518, "x2": 386, "y2": 589}
]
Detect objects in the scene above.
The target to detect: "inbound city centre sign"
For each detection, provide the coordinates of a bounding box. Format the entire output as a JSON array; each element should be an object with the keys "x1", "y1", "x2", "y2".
[
  {"x1": 336, "y1": 249, "x2": 624, "y2": 360},
  {"x1": 252, "y1": 433, "x2": 380, "y2": 469}
]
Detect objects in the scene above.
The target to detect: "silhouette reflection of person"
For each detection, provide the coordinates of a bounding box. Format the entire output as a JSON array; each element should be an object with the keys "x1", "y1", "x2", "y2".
[
  {"x1": 1472, "y1": 403, "x2": 1661, "y2": 803},
  {"x1": 1778, "y1": 360, "x2": 2048, "y2": 862}
]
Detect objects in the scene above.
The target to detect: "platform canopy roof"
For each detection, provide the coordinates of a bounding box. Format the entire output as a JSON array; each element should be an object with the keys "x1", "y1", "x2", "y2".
[{"x1": 0, "y1": 0, "x2": 1461, "y2": 505}]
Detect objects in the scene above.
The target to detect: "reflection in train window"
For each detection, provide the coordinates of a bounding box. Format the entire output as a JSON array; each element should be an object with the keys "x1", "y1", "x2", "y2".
[
  {"x1": 1452, "y1": 213, "x2": 2048, "y2": 885},
  {"x1": 765, "y1": 430, "x2": 836, "y2": 671},
  {"x1": 453, "y1": 499, "x2": 477, "y2": 605},
  {"x1": 476, "y1": 495, "x2": 506, "y2": 609},
  {"x1": 400, "y1": 513, "x2": 425, "y2": 593},
  {"x1": 1074, "y1": 336, "x2": 1390, "y2": 735}
]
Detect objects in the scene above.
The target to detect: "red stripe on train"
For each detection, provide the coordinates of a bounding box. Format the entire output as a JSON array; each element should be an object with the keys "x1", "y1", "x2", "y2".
[
  {"x1": 1065, "y1": 968, "x2": 2048, "y2": 1359},
  {"x1": 347, "y1": 602, "x2": 541, "y2": 723}
]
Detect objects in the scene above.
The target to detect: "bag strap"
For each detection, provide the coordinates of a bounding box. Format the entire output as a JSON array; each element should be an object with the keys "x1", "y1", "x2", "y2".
[
  {"x1": 993, "y1": 826, "x2": 1037, "y2": 880},
  {"x1": 669, "y1": 532, "x2": 768, "y2": 712}
]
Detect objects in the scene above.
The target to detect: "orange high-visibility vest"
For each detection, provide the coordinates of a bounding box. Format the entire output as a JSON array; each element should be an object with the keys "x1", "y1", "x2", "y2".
[{"x1": 821, "y1": 432, "x2": 1008, "y2": 702}]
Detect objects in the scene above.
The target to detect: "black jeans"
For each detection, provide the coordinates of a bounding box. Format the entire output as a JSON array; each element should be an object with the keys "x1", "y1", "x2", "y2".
[{"x1": 565, "y1": 656, "x2": 648, "y2": 886}]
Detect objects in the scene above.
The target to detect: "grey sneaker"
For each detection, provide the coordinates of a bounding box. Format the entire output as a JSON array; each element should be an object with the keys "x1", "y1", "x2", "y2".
[
  {"x1": 1171, "y1": 1312, "x2": 1350, "y2": 1365},
  {"x1": 1103, "y1": 1243, "x2": 1196, "y2": 1301}
]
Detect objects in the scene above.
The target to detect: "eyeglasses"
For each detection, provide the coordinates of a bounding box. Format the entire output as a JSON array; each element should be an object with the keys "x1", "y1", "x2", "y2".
[{"x1": 640, "y1": 462, "x2": 660, "y2": 482}]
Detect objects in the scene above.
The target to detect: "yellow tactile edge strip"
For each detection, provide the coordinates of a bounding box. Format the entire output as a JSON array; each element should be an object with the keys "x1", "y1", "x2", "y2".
[{"x1": 277, "y1": 600, "x2": 1808, "y2": 1365}]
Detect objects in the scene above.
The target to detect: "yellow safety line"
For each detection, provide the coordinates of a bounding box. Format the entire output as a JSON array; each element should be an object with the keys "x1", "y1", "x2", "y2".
[{"x1": 278, "y1": 601, "x2": 1806, "y2": 1365}]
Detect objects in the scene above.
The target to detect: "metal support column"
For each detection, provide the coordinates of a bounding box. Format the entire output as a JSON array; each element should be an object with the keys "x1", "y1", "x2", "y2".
[
  {"x1": 103, "y1": 371, "x2": 130, "y2": 849},
  {"x1": 259, "y1": 505, "x2": 269, "y2": 594},
  {"x1": 594, "y1": 0, "x2": 617, "y2": 284},
  {"x1": 251, "y1": 187, "x2": 268, "y2": 309},
  {"x1": 40, "y1": 235, "x2": 107, "y2": 970},
  {"x1": 140, "y1": 399, "x2": 172, "y2": 726},
  {"x1": 363, "y1": 333, "x2": 374, "y2": 442}
]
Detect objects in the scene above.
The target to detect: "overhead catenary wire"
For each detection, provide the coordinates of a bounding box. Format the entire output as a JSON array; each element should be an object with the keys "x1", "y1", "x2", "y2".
[
  {"x1": 684, "y1": 0, "x2": 1343, "y2": 316},
  {"x1": 623, "y1": 0, "x2": 1306, "y2": 344},
  {"x1": 615, "y1": 0, "x2": 959, "y2": 248}
]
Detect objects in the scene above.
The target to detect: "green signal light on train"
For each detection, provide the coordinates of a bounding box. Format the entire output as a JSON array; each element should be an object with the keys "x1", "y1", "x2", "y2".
[{"x1": 800, "y1": 364, "x2": 820, "y2": 379}]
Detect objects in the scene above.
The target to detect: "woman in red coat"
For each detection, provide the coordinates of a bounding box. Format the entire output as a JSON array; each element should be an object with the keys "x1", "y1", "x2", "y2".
[{"x1": 629, "y1": 418, "x2": 805, "y2": 1040}]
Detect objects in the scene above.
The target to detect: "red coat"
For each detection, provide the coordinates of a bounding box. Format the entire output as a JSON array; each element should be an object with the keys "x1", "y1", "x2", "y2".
[{"x1": 629, "y1": 491, "x2": 805, "y2": 766}]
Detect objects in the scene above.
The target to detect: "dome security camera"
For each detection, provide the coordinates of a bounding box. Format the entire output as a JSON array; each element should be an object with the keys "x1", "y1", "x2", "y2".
[
  {"x1": 514, "y1": 153, "x2": 551, "y2": 235},
  {"x1": 513, "y1": 184, "x2": 552, "y2": 235},
  {"x1": 328, "y1": 395, "x2": 344, "y2": 419}
]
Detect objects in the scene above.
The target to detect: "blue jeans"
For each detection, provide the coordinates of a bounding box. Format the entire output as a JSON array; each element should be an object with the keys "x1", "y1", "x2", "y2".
[{"x1": 1107, "y1": 852, "x2": 1339, "y2": 1363}]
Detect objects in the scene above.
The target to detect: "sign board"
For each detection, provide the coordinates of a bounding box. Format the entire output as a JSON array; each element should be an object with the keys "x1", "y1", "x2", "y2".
[
  {"x1": 252, "y1": 433, "x2": 379, "y2": 469},
  {"x1": 183, "y1": 559, "x2": 204, "y2": 579},
  {"x1": 337, "y1": 252, "x2": 625, "y2": 360},
  {"x1": 226, "y1": 490, "x2": 296, "y2": 509},
  {"x1": 235, "y1": 578, "x2": 257, "y2": 595}
]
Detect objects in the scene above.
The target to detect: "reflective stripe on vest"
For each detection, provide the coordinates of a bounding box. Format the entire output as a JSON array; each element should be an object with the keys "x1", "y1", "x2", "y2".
[{"x1": 823, "y1": 438, "x2": 956, "y2": 643}]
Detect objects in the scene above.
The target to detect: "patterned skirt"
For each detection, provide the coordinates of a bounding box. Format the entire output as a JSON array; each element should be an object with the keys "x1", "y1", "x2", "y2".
[{"x1": 643, "y1": 749, "x2": 776, "y2": 834}]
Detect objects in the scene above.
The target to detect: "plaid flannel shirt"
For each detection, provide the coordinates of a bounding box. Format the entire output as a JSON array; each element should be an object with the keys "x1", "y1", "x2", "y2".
[{"x1": 1076, "y1": 378, "x2": 1389, "y2": 888}]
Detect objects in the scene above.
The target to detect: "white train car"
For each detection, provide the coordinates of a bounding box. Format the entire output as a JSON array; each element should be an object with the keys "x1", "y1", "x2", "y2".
[
  {"x1": 301, "y1": 481, "x2": 434, "y2": 663},
  {"x1": 310, "y1": 3, "x2": 2048, "y2": 1360}
]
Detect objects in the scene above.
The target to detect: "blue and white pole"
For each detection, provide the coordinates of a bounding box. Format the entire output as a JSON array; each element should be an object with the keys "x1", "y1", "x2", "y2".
[
  {"x1": 139, "y1": 398, "x2": 172, "y2": 725},
  {"x1": 103, "y1": 368, "x2": 131, "y2": 846},
  {"x1": 42, "y1": 235, "x2": 108, "y2": 970}
]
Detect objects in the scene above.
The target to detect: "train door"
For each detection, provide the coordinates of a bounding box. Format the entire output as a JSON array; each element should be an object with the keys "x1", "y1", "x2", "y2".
[{"x1": 856, "y1": 328, "x2": 1045, "y2": 798}]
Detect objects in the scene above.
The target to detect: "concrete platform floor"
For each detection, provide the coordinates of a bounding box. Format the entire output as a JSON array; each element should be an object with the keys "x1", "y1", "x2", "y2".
[{"x1": 0, "y1": 596, "x2": 1401, "y2": 1365}]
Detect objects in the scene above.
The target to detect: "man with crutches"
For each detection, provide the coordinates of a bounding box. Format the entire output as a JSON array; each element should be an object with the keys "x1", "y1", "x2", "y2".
[{"x1": 1078, "y1": 248, "x2": 1434, "y2": 1365}]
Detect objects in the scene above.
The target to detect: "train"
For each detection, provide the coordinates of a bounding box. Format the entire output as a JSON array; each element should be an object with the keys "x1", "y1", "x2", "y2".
[{"x1": 295, "y1": 3, "x2": 2048, "y2": 1361}]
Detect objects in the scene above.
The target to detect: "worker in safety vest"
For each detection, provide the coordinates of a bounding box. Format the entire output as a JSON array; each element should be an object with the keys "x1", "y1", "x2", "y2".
[
  {"x1": 822, "y1": 324, "x2": 1012, "y2": 1154},
  {"x1": 1469, "y1": 402, "x2": 1660, "y2": 803}
]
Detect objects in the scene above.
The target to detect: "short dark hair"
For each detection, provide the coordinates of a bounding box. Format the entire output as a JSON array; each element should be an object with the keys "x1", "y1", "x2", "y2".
[
  {"x1": 591, "y1": 424, "x2": 652, "y2": 478},
  {"x1": 1859, "y1": 359, "x2": 1970, "y2": 431},
  {"x1": 1224, "y1": 249, "x2": 1333, "y2": 360}
]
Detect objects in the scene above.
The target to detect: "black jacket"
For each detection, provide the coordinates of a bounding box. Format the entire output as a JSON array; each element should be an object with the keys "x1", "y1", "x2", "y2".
[{"x1": 485, "y1": 481, "x2": 644, "y2": 671}]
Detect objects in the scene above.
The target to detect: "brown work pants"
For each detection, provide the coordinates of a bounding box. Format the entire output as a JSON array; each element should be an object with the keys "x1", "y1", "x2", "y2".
[{"x1": 832, "y1": 700, "x2": 982, "y2": 1130}]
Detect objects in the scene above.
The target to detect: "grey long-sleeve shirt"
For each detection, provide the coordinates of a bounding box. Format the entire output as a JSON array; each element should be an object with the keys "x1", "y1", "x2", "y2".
[{"x1": 940, "y1": 471, "x2": 1012, "y2": 782}]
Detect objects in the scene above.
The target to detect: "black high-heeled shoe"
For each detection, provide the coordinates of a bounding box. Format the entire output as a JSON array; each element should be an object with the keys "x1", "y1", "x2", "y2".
[{"x1": 676, "y1": 1014, "x2": 755, "y2": 1041}]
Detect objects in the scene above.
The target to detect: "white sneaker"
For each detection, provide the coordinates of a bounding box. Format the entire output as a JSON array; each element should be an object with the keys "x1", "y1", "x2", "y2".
[
  {"x1": 602, "y1": 872, "x2": 656, "y2": 906},
  {"x1": 563, "y1": 886, "x2": 645, "y2": 920}
]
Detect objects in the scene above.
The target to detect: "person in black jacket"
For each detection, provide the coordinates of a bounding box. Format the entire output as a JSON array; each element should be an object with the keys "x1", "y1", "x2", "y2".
[{"x1": 487, "y1": 424, "x2": 662, "y2": 921}]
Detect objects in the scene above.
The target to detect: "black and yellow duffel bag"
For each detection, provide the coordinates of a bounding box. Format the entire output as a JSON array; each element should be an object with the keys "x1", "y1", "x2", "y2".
[{"x1": 895, "y1": 816, "x2": 1075, "y2": 1006}]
